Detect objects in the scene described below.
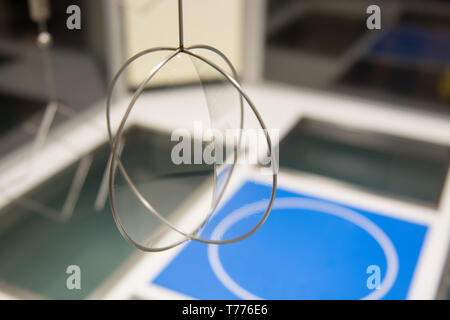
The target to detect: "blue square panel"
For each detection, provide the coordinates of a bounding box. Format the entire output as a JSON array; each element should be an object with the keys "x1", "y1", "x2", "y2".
[{"x1": 151, "y1": 180, "x2": 428, "y2": 300}]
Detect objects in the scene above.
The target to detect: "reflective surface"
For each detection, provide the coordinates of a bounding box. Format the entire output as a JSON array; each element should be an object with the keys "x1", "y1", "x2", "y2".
[{"x1": 279, "y1": 118, "x2": 450, "y2": 207}]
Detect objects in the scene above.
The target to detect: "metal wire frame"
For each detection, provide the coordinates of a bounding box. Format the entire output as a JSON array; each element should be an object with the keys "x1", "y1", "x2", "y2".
[
  {"x1": 106, "y1": 0, "x2": 277, "y2": 251},
  {"x1": 107, "y1": 46, "x2": 243, "y2": 251}
]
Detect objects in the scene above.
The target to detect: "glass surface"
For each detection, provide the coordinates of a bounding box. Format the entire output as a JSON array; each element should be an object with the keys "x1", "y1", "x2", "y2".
[
  {"x1": 279, "y1": 118, "x2": 450, "y2": 207},
  {"x1": 0, "y1": 126, "x2": 203, "y2": 299}
]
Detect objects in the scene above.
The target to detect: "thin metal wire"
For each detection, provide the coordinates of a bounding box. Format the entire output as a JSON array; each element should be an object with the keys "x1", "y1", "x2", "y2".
[
  {"x1": 106, "y1": 47, "x2": 243, "y2": 251},
  {"x1": 107, "y1": 0, "x2": 277, "y2": 251},
  {"x1": 178, "y1": 0, "x2": 184, "y2": 49}
]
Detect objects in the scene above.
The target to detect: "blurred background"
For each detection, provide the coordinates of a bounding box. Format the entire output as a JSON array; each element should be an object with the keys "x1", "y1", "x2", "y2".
[
  {"x1": 265, "y1": 0, "x2": 450, "y2": 113},
  {"x1": 0, "y1": 0, "x2": 448, "y2": 299}
]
